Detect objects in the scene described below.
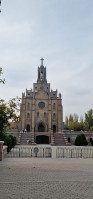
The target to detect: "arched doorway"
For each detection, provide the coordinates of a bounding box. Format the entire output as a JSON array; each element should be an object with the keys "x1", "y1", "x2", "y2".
[
  {"x1": 53, "y1": 125, "x2": 56, "y2": 133},
  {"x1": 38, "y1": 123, "x2": 45, "y2": 132},
  {"x1": 26, "y1": 124, "x2": 30, "y2": 132},
  {"x1": 36, "y1": 135, "x2": 49, "y2": 144}
]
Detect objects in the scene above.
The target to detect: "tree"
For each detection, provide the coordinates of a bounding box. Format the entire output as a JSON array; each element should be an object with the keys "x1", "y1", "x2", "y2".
[
  {"x1": 0, "y1": 97, "x2": 21, "y2": 140},
  {"x1": 80, "y1": 115, "x2": 83, "y2": 123},
  {"x1": 84, "y1": 109, "x2": 93, "y2": 130},
  {"x1": 75, "y1": 134, "x2": 88, "y2": 146},
  {"x1": 0, "y1": 67, "x2": 5, "y2": 84},
  {"x1": 65, "y1": 116, "x2": 69, "y2": 129},
  {"x1": 73, "y1": 113, "x2": 78, "y2": 122}
]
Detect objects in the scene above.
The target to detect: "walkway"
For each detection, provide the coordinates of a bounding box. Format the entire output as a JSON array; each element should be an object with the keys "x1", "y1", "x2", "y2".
[{"x1": 0, "y1": 157, "x2": 93, "y2": 198}]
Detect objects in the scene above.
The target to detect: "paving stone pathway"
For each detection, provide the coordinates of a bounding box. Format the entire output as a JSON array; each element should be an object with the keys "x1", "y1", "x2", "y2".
[{"x1": 0, "y1": 158, "x2": 93, "y2": 199}]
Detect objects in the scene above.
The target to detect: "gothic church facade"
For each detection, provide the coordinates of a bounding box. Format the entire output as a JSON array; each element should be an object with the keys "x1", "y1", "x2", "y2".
[{"x1": 20, "y1": 59, "x2": 63, "y2": 137}]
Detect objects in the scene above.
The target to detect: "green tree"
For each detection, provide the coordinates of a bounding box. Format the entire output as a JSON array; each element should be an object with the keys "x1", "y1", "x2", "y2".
[
  {"x1": 84, "y1": 109, "x2": 93, "y2": 130},
  {"x1": 73, "y1": 113, "x2": 78, "y2": 122},
  {"x1": 69, "y1": 114, "x2": 73, "y2": 130},
  {"x1": 65, "y1": 116, "x2": 69, "y2": 129},
  {"x1": 75, "y1": 134, "x2": 88, "y2": 146},
  {"x1": 0, "y1": 97, "x2": 21, "y2": 140}
]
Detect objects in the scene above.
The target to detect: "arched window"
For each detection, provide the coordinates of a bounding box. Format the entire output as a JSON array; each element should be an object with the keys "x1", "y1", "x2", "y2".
[
  {"x1": 27, "y1": 113, "x2": 30, "y2": 118},
  {"x1": 27, "y1": 103, "x2": 30, "y2": 110},
  {"x1": 53, "y1": 113, "x2": 56, "y2": 119},
  {"x1": 53, "y1": 103, "x2": 56, "y2": 110},
  {"x1": 44, "y1": 112, "x2": 46, "y2": 118},
  {"x1": 37, "y1": 112, "x2": 39, "y2": 117}
]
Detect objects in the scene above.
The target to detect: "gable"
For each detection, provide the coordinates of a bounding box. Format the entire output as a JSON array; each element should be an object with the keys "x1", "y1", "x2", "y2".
[{"x1": 35, "y1": 90, "x2": 49, "y2": 100}]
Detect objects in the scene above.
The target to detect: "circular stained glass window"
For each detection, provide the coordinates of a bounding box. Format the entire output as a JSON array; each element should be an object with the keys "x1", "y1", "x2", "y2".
[{"x1": 38, "y1": 102, "x2": 45, "y2": 109}]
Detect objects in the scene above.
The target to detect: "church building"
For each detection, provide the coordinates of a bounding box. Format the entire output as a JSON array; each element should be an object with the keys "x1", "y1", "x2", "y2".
[{"x1": 20, "y1": 59, "x2": 63, "y2": 144}]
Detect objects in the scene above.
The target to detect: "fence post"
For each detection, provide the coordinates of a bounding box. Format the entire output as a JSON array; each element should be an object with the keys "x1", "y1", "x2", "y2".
[
  {"x1": 19, "y1": 148, "x2": 20, "y2": 158},
  {"x1": 43, "y1": 148, "x2": 44, "y2": 158},
  {"x1": 81, "y1": 148, "x2": 82, "y2": 158},
  {"x1": 71, "y1": 149, "x2": 72, "y2": 158},
  {"x1": 0, "y1": 141, "x2": 4, "y2": 161}
]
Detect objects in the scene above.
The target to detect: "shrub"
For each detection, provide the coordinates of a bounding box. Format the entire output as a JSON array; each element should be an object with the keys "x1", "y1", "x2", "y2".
[
  {"x1": 75, "y1": 134, "x2": 83, "y2": 146},
  {"x1": 75, "y1": 134, "x2": 88, "y2": 146},
  {"x1": 8, "y1": 135, "x2": 16, "y2": 147},
  {"x1": 4, "y1": 134, "x2": 16, "y2": 152},
  {"x1": 91, "y1": 139, "x2": 93, "y2": 146},
  {"x1": 4, "y1": 134, "x2": 12, "y2": 152}
]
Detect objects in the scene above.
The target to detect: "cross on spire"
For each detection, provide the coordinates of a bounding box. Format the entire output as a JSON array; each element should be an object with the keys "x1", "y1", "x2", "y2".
[{"x1": 40, "y1": 58, "x2": 44, "y2": 66}]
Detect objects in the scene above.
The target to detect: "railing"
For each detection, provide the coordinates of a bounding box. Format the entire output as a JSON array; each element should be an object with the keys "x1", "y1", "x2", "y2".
[
  {"x1": 8, "y1": 146, "x2": 52, "y2": 158},
  {"x1": 56, "y1": 147, "x2": 93, "y2": 158},
  {"x1": 7, "y1": 146, "x2": 93, "y2": 159}
]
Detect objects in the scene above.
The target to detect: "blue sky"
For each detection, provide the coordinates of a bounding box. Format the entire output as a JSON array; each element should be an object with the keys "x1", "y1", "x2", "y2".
[{"x1": 0, "y1": 0, "x2": 93, "y2": 121}]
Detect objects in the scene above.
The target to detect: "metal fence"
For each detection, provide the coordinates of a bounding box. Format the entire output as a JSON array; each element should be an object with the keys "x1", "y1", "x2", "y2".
[
  {"x1": 56, "y1": 147, "x2": 93, "y2": 158},
  {"x1": 7, "y1": 146, "x2": 52, "y2": 158}
]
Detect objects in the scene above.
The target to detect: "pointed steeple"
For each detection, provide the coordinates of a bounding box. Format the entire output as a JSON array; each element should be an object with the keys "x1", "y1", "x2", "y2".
[
  {"x1": 37, "y1": 58, "x2": 47, "y2": 83},
  {"x1": 40, "y1": 58, "x2": 44, "y2": 66}
]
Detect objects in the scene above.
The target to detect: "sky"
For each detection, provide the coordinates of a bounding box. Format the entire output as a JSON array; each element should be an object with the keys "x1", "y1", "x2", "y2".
[{"x1": 0, "y1": 0, "x2": 93, "y2": 121}]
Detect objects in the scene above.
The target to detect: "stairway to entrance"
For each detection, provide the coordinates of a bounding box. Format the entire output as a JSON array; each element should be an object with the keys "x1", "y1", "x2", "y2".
[
  {"x1": 54, "y1": 133, "x2": 66, "y2": 146},
  {"x1": 19, "y1": 132, "x2": 67, "y2": 146},
  {"x1": 20, "y1": 132, "x2": 33, "y2": 145}
]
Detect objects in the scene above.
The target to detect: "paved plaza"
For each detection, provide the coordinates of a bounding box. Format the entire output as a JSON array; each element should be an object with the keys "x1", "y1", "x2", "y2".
[{"x1": 0, "y1": 156, "x2": 93, "y2": 199}]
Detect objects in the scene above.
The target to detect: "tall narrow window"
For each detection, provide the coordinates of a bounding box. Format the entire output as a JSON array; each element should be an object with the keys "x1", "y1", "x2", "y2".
[
  {"x1": 53, "y1": 103, "x2": 56, "y2": 110},
  {"x1": 37, "y1": 112, "x2": 39, "y2": 117},
  {"x1": 53, "y1": 113, "x2": 56, "y2": 119},
  {"x1": 27, "y1": 103, "x2": 30, "y2": 110},
  {"x1": 44, "y1": 112, "x2": 46, "y2": 118},
  {"x1": 27, "y1": 113, "x2": 30, "y2": 118}
]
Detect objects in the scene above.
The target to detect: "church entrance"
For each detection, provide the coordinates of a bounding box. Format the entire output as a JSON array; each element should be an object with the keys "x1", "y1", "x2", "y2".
[
  {"x1": 38, "y1": 123, "x2": 45, "y2": 132},
  {"x1": 36, "y1": 135, "x2": 49, "y2": 144},
  {"x1": 53, "y1": 125, "x2": 56, "y2": 133},
  {"x1": 26, "y1": 124, "x2": 30, "y2": 132}
]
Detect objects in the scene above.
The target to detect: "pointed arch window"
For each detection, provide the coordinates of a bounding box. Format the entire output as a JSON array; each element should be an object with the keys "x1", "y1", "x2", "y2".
[
  {"x1": 27, "y1": 103, "x2": 30, "y2": 110},
  {"x1": 27, "y1": 113, "x2": 30, "y2": 118},
  {"x1": 53, "y1": 113, "x2": 56, "y2": 119},
  {"x1": 44, "y1": 112, "x2": 46, "y2": 118},
  {"x1": 53, "y1": 103, "x2": 56, "y2": 110},
  {"x1": 37, "y1": 112, "x2": 39, "y2": 117}
]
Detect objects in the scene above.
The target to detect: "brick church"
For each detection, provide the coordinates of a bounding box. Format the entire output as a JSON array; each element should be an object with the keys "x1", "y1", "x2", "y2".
[{"x1": 20, "y1": 59, "x2": 63, "y2": 144}]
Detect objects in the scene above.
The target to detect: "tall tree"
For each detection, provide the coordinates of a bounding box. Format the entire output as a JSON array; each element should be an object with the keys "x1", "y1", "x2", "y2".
[
  {"x1": 73, "y1": 113, "x2": 78, "y2": 122},
  {"x1": 65, "y1": 116, "x2": 69, "y2": 129},
  {"x1": 0, "y1": 97, "x2": 21, "y2": 140},
  {"x1": 84, "y1": 109, "x2": 93, "y2": 130}
]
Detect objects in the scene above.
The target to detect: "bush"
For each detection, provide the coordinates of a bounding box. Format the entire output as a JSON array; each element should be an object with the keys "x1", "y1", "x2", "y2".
[
  {"x1": 4, "y1": 134, "x2": 16, "y2": 152},
  {"x1": 4, "y1": 134, "x2": 12, "y2": 152},
  {"x1": 8, "y1": 135, "x2": 16, "y2": 147},
  {"x1": 91, "y1": 139, "x2": 93, "y2": 146},
  {"x1": 75, "y1": 134, "x2": 88, "y2": 146}
]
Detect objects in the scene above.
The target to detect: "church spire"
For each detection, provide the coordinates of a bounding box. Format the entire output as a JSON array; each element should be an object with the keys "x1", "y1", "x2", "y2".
[
  {"x1": 40, "y1": 58, "x2": 44, "y2": 66},
  {"x1": 37, "y1": 58, "x2": 47, "y2": 83}
]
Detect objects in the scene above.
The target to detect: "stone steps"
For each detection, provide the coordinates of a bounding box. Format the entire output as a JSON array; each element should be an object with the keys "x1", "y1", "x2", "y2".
[
  {"x1": 54, "y1": 133, "x2": 66, "y2": 146},
  {"x1": 20, "y1": 132, "x2": 33, "y2": 145}
]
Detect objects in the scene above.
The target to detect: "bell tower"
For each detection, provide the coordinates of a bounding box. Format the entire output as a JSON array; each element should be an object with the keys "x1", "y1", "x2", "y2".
[{"x1": 37, "y1": 58, "x2": 47, "y2": 83}]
